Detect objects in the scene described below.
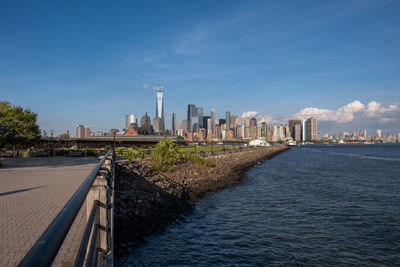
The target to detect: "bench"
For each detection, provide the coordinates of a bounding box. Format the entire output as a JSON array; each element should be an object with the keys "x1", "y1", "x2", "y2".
[
  {"x1": 33, "y1": 151, "x2": 49, "y2": 157},
  {"x1": 68, "y1": 151, "x2": 83, "y2": 157},
  {"x1": 0, "y1": 151, "x2": 14, "y2": 157}
]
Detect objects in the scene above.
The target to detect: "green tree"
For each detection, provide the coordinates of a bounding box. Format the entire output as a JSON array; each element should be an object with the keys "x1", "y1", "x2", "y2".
[
  {"x1": 59, "y1": 133, "x2": 70, "y2": 138},
  {"x1": 0, "y1": 101, "x2": 41, "y2": 148}
]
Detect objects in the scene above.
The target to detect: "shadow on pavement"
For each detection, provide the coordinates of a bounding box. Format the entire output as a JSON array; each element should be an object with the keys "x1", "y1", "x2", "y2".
[
  {"x1": 0, "y1": 157, "x2": 98, "y2": 169},
  {"x1": 0, "y1": 185, "x2": 48, "y2": 197}
]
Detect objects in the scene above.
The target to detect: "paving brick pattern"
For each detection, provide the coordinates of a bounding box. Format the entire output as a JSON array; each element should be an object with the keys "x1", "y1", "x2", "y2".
[{"x1": 0, "y1": 157, "x2": 98, "y2": 266}]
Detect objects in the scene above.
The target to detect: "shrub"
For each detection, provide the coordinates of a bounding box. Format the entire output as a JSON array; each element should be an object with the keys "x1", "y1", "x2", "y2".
[
  {"x1": 149, "y1": 138, "x2": 215, "y2": 172},
  {"x1": 115, "y1": 147, "x2": 127, "y2": 156},
  {"x1": 23, "y1": 148, "x2": 31, "y2": 158},
  {"x1": 83, "y1": 147, "x2": 97, "y2": 157},
  {"x1": 186, "y1": 153, "x2": 214, "y2": 167},
  {"x1": 126, "y1": 147, "x2": 139, "y2": 161},
  {"x1": 151, "y1": 138, "x2": 183, "y2": 172}
]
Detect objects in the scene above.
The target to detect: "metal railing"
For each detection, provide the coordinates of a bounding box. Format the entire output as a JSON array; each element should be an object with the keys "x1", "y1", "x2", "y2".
[{"x1": 19, "y1": 149, "x2": 115, "y2": 267}]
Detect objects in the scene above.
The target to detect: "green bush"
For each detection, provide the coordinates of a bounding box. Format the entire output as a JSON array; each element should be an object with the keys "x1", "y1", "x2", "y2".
[
  {"x1": 115, "y1": 147, "x2": 126, "y2": 156},
  {"x1": 23, "y1": 148, "x2": 31, "y2": 158},
  {"x1": 83, "y1": 147, "x2": 97, "y2": 157},
  {"x1": 151, "y1": 138, "x2": 183, "y2": 172},
  {"x1": 186, "y1": 153, "x2": 214, "y2": 167},
  {"x1": 126, "y1": 147, "x2": 139, "y2": 161},
  {"x1": 150, "y1": 138, "x2": 214, "y2": 172}
]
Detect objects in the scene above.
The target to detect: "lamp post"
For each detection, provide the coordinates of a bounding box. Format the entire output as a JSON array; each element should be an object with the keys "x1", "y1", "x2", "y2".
[
  {"x1": 113, "y1": 130, "x2": 116, "y2": 153},
  {"x1": 50, "y1": 129, "x2": 54, "y2": 157},
  {"x1": 0, "y1": 123, "x2": 4, "y2": 166}
]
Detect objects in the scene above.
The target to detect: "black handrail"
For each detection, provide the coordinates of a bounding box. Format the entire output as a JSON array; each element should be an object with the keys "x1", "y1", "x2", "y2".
[{"x1": 19, "y1": 149, "x2": 113, "y2": 267}]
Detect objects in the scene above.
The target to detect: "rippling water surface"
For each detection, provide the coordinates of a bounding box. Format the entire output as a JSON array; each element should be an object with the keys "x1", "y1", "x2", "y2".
[{"x1": 121, "y1": 144, "x2": 400, "y2": 266}]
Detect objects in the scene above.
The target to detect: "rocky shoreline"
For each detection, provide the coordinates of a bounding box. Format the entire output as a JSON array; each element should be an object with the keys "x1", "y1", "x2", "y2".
[{"x1": 114, "y1": 145, "x2": 288, "y2": 258}]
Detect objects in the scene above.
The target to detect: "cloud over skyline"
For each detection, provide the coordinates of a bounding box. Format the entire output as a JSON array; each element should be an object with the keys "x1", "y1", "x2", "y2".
[
  {"x1": 241, "y1": 111, "x2": 258, "y2": 118},
  {"x1": 294, "y1": 100, "x2": 400, "y2": 123}
]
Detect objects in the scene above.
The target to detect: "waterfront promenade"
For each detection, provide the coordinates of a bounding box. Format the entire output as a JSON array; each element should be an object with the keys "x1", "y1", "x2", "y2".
[{"x1": 0, "y1": 157, "x2": 98, "y2": 266}]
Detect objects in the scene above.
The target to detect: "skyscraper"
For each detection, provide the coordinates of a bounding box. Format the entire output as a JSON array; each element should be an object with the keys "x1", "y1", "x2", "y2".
[
  {"x1": 249, "y1": 118, "x2": 257, "y2": 127},
  {"x1": 241, "y1": 117, "x2": 246, "y2": 138},
  {"x1": 140, "y1": 112, "x2": 152, "y2": 134},
  {"x1": 210, "y1": 109, "x2": 215, "y2": 134},
  {"x1": 306, "y1": 117, "x2": 318, "y2": 141},
  {"x1": 197, "y1": 107, "x2": 203, "y2": 129},
  {"x1": 226, "y1": 111, "x2": 231, "y2": 130},
  {"x1": 187, "y1": 104, "x2": 197, "y2": 132},
  {"x1": 178, "y1": 119, "x2": 188, "y2": 136},
  {"x1": 153, "y1": 117, "x2": 162, "y2": 133},
  {"x1": 155, "y1": 88, "x2": 165, "y2": 131},
  {"x1": 288, "y1": 118, "x2": 302, "y2": 141},
  {"x1": 125, "y1": 114, "x2": 137, "y2": 130},
  {"x1": 202, "y1": 116, "x2": 210, "y2": 137},
  {"x1": 172, "y1": 113, "x2": 177, "y2": 134},
  {"x1": 207, "y1": 118, "x2": 212, "y2": 136},
  {"x1": 249, "y1": 118, "x2": 257, "y2": 139},
  {"x1": 377, "y1": 129, "x2": 382, "y2": 138},
  {"x1": 202, "y1": 116, "x2": 210, "y2": 131},
  {"x1": 85, "y1": 126, "x2": 90, "y2": 138},
  {"x1": 230, "y1": 115, "x2": 239, "y2": 128},
  {"x1": 261, "y1": 122, "x2": 267, "y2": 137},
  {"x1": 294, "y1": 124, "x2": 301, "y2": 140},
  {"x1": 75, "y1": 125, "x2": 85, "y2": 138}
]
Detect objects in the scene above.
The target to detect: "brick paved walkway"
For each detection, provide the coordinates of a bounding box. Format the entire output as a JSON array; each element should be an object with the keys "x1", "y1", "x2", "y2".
[{"x1": 0, "y1": 157, "x2": 98, "y2": 266}]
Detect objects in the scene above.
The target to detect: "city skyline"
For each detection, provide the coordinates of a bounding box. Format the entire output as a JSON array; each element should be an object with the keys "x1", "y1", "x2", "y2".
[
  {"x1": 53, "y1": 88, "x2": 400, "y2": 138},
  {"x1": 1, "y1": 1, "x2": 400, "y2": 135}
]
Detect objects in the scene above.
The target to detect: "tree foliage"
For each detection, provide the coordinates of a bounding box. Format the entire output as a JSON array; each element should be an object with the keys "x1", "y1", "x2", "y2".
[
  {"x1": 0, "y1": 101, "x2": 41, "y2": 147},
  {"x1": 59, "y1": 133, "x2": 70, "y2": 138}
]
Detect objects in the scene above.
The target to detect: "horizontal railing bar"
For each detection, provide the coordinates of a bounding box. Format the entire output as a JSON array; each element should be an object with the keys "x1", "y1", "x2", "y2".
[
  {"x1": 18, "y1": 149, "x2": 112, "y2": 267},
  {"x1": 74, "y1": 200, "x2": 99, "y2": 267}
]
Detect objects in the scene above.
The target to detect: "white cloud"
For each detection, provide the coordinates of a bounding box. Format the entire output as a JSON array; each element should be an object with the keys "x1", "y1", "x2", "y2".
[
  {"x1": 257, "y1": 115, "x2": 278, "y2": 124},
  {"x1": 294, "y1": 100, "x2": 399, "y2": 123},
  {"x1": 241, "y1": 111, "x2": 258, "y2": 118},
  {"x1": 381, "y1": 117, "x2": 397, "y2": 123},
  {"x1": 338, "y1": 100, "x2": 365, "y2": 113},
  {"x1": 364, "y1": 101, "x2": 399, "y2": 118},
  {"x1": 143, "y1": 83, "x2": 150, "y2": 88}
]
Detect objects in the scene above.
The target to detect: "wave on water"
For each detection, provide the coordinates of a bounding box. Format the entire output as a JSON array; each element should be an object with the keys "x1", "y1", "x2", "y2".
[
  {"x1": 307, "y1": 147, "x2": 400, "y2": 162},
  {"x1": 328, "y1": 151, "x2": 400, "y2": 162}
]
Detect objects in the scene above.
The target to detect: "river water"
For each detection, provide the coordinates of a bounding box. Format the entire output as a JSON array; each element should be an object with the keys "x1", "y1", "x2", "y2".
[{"x1": 122, "y1": 144, "x2": 400, "y2": 266}]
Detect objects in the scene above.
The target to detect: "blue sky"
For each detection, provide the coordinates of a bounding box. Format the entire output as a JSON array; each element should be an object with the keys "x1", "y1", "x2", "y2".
[{"x1": 1, "y1": 0, "x2": 400, "y2": 136}]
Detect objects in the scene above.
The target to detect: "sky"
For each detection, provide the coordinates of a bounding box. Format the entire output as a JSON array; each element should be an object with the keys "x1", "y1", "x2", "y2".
[{"x1": 1, "y1": 0, "x2": 400, "y2": 136}]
